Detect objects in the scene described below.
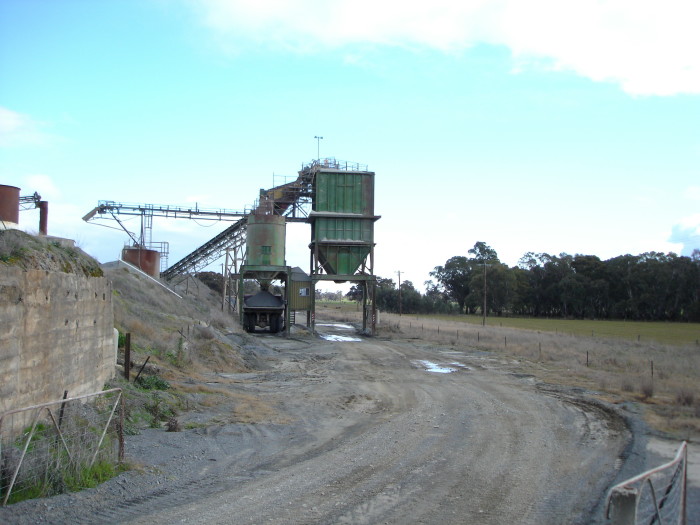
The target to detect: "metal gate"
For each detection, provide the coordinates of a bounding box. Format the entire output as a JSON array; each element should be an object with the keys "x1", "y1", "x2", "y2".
[
  {"x1": 606, "y1": 441, "x2": 687, "y2": 525},
  {"x1": 0, "y1": 388, "x2": 124, "y2": 506}
]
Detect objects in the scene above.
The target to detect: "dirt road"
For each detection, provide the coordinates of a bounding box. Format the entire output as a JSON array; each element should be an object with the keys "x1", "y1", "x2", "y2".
[{"x1": 1, "y1": 323, "x2": 631, "y2": 524}]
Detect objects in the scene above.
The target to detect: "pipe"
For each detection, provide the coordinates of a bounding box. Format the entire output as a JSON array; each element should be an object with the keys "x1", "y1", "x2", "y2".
[{"x1": 39, "y1": 201, "x2": 48, "y2": 235}]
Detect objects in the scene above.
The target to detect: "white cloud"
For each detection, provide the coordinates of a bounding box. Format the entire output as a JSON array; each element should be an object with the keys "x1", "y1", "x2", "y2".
[
  {"x1": 24, "y1": 174, "x2": 61, "y2": 201},
  {"x1": 668, "y1": 213, "x2": 700, "y2": 256},
  {"x1": 188, "y1": 0, "x2": 700, "y2": 96},
  {"x1": 0, "y1": 107, "x2": 50, "y2": 147}
]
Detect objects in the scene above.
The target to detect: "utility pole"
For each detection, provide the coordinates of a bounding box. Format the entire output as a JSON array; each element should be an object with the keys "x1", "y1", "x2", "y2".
[
  {"x1": 482, "y1": 263, "x2": 487, "y2": 326},
  {"x1": 314, "y1": 136, "x2": 323, "y2": 161},
  {"x1": 396, "y1": 270, "x2": 403, "y2": 316}
]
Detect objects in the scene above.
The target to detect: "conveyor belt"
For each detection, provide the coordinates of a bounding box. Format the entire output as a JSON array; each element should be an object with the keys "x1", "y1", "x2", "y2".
[
  {"x1": 161, "y1": 165, "x2": 316, "y2": 280},
  {"x1": 161, "y1": 216, "x2": 247, "y2": 281}
]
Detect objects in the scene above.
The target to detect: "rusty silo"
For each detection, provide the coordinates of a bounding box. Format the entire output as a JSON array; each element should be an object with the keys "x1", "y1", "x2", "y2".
[
  {"x1": 122, "y1": 246, "x2": 161, "y2": 278},
  {"x1": 0, "y1": 184, "x2": 21, "y2": 228}
]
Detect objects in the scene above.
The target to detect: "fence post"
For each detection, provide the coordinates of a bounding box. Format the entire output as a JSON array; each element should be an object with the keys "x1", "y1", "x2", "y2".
[
  {"x1": 118, "y1": 394, "x2": 125, "y2": 462},
  {"x1": 607, "y1": 487, "x2": 638, "y2": 525},
  {"x1": 124, "y1": 333, "x2": 131, "y2": 381},
  {"x1": 58, "y1": 390, "x2": 69, "y2": 429}
]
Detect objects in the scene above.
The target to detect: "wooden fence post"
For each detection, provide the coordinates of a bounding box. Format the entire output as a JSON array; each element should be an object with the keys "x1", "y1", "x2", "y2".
[{"x1": 124, "y1": 333, "x2": 131, "y2": 381}]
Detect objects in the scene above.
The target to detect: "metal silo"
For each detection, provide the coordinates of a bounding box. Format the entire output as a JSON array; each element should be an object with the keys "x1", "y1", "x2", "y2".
[
  {"x1": 0, "y1": 184, "x2": 21, "y2": 228},
  {"x1": 239, "y1": 210, "x2": 290, "y2": 334},
  {"x1": 303, "y1": 159, "x2": 380, "y2": 335},
  {"x1": 121, "y1": 246, "x2": 161, "y2": 278},
  {"x1": 245, "y1": 212, "x2": 286, "y2": 267},
  {"x1": 309, "y1": 165, "x2": 378, "y2": 277}
]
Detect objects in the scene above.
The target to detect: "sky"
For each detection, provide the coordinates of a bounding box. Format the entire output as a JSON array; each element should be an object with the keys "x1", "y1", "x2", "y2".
[{"x1": 1, "y1": 0, "x2": 699, "y2": 292}]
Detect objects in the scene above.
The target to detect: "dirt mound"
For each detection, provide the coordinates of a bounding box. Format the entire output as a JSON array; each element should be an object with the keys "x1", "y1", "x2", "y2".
[
  {"x1": 103, "y1": 262, "x2": 263, "y2": 434},
  {"x1": 0, "y1": 229, "x2": 102, "y2": 276}
]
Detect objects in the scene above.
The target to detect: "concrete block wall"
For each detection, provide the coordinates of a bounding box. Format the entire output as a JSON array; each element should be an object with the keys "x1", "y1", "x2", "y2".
[{"x1": 0, "y1": 267, "x2": 116, "y2": 414}]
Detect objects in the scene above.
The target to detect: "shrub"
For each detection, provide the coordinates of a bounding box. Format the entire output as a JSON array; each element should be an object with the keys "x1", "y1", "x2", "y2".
[
  {"x1": 676, "y1": 389, "x2": 695, "y2": 406},
  {"x1": 135, "y1": 375, "x2": 170, "y2": 391},
  {"x1": 640, "y1": 380, "x2": 654, "y2": 400}
]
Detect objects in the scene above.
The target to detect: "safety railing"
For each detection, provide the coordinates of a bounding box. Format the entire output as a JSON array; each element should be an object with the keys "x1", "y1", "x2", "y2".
[
  {"x1": 0, "y1": 388, "x2": 124, "y2": 506},
  {"x1": 606, "y1": 441, "x2": 687, "y2": 525},
  {"x1": 304, "y1": 158, "x2": 369, "y2": 172}
]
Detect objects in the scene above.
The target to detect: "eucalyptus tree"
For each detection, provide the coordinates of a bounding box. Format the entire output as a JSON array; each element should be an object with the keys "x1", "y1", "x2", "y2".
[{"x1": 430, "y1": 256, "x2": 474, "y2": 313}]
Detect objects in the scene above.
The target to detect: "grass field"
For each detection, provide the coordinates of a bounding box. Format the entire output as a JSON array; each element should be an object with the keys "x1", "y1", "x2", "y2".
[{"x1": 317, "y1": 301, "x2": 700, "y2": 346}]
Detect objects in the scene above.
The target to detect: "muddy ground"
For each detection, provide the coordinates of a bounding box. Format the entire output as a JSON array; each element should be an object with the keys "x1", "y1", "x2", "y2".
[{"x1": 1, "y1": 321, "x2": 697, "y2": 524}]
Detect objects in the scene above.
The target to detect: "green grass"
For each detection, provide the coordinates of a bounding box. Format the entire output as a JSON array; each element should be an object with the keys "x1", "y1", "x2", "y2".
[
  {"x1": 318, "y1": 301, "x2": 700, "y2": 346},
  {"x1": 409, "y1": 314, "x2": 700, "y2": 346},
  {"x1": 5, "y1": 460, "x2": 123, "y2": 505}
]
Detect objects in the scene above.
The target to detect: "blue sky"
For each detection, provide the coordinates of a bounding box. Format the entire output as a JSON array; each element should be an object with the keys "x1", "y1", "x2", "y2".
[{"x1": 2, "y1": 0, "x2": 699, "y2": 291}]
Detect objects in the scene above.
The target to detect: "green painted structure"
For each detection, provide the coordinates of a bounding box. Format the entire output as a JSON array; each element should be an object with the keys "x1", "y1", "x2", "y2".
[
  {"x1": 304, "y1": 161, "x2": 380, "y2": 334},
  {"x1": 245, "y1": 213, "x2": 286, "y2": 269},
  {"x1": 309, "y1": 167, "x2": 378, "y2": 277},
  {"x1": 238, "y1": 211, "x2": 290, "y2": 335}
]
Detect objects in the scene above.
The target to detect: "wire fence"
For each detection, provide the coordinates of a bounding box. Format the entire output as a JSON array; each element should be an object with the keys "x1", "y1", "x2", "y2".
[
  {"x1": 606, "y1": 441, "x2": 687, "y2": 525},
  {"x1": 0, "y1": 388, "x2": 124, "y2": 506}
]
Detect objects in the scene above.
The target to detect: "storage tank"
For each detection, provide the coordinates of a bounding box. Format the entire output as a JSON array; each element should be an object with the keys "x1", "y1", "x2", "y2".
[
  {"x1": 0, "y1": 184, "x2": 21, "y2": 228},
  {"x1": 122, "y1": 246, "x2": 160, "y2": 278},
  {"x1": 310, "y1": 169, "x2": 377, "y2": 276},
  {"x1": 246, "y1": 213, "x2": 286, "y2": 267}
]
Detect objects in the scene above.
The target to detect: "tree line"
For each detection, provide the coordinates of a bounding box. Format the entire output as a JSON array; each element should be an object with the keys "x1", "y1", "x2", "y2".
[{"x1": 348, "y1": 242, "x2": 700, "y2": 322}]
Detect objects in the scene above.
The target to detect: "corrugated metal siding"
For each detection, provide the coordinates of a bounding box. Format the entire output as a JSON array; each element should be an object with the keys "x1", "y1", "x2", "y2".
[
  {"x1": 289, "y1": 281, "x2": 312, "y2": 311},
  {"x1": 318, "y1": 245, "x2": 371, "y2": 275},
  {"x1": 315, "y1": 172, "x2": 373, "y2": 214},
  {"x1": 316, "y1": 217, "x2": 373, "y2": 242}
]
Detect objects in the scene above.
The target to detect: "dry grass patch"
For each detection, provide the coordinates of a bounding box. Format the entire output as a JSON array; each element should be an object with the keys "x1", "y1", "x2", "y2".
[{"x1": 228, "y1": 393, "x2": 289, "y2": 424}]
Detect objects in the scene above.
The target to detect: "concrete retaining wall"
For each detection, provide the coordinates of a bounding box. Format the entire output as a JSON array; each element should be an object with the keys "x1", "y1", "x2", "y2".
[{"x1": 0, "y1": 267, "x2": 116, "y2": 414}]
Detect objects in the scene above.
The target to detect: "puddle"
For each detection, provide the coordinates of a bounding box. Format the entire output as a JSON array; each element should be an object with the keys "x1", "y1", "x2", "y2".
[
  {"x1": 317, "y1": 322, "x2": 362, "y2": 342},
  {"x1": 414, "y1": 360, "x2": 459, "y2": 374},
  {"x1": 321, "y1": 334, "x2": 362, "y2": 342}
]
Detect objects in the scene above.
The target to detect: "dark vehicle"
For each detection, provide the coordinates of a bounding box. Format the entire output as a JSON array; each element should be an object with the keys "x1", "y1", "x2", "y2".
[{"x1": 242, "y1": 289, "x2": 285, "y2": 333}]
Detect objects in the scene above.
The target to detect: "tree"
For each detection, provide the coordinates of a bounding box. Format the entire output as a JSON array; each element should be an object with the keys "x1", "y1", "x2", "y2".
[
  {"x1": 346, "y1": 284, "x2": 364, "y2": 302},
  {"x1": 466, "y1": 262, "x2": 515, "y2": 316},
  {"x1": 468, "y1": 241, "x2": 499, "y2": 263},
  {"x1": 375, "y1": 277, "x2": 398, "y2": 312},
  {"x1": 430, "y1": 256, "x2": 474, "y2": 313}
]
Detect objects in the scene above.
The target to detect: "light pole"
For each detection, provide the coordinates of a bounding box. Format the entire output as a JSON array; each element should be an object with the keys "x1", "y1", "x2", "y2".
[{"x1": 314, "y1": 136, "x2": 323, "y2": 161}]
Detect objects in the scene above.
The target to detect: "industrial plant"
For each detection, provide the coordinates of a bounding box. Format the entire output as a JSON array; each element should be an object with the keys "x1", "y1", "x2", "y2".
[{"x1": 77, "y1": 158, "x2": 380, "y2": 335}]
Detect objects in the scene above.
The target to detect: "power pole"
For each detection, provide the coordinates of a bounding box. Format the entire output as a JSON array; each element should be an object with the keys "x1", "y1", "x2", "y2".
[
  {"x1": 396, "y1": 270, "x2": 403, "y2": 316},
  {"x1": 482, "y1": 263, "x2": 487, "y2": 326}
]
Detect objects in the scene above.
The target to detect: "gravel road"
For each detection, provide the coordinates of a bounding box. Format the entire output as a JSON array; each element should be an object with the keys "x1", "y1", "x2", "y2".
[{"x1": 1, "y1": 322, "x2": 634, "y2": 524}]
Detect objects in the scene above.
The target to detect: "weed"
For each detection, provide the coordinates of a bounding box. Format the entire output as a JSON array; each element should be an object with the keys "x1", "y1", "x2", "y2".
[
  {"x1": 136, "y1": 375, "x2": 170, "y2": 391},
  {"x1": 640, "y1": 380, "x2": 654, "y2": 400},
  {"x1": 144, "y1": 393, "x2": 175, "y2": 428},
  {"x1": 676, "y1": 389, "x2": 695, "y2": 406}
]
